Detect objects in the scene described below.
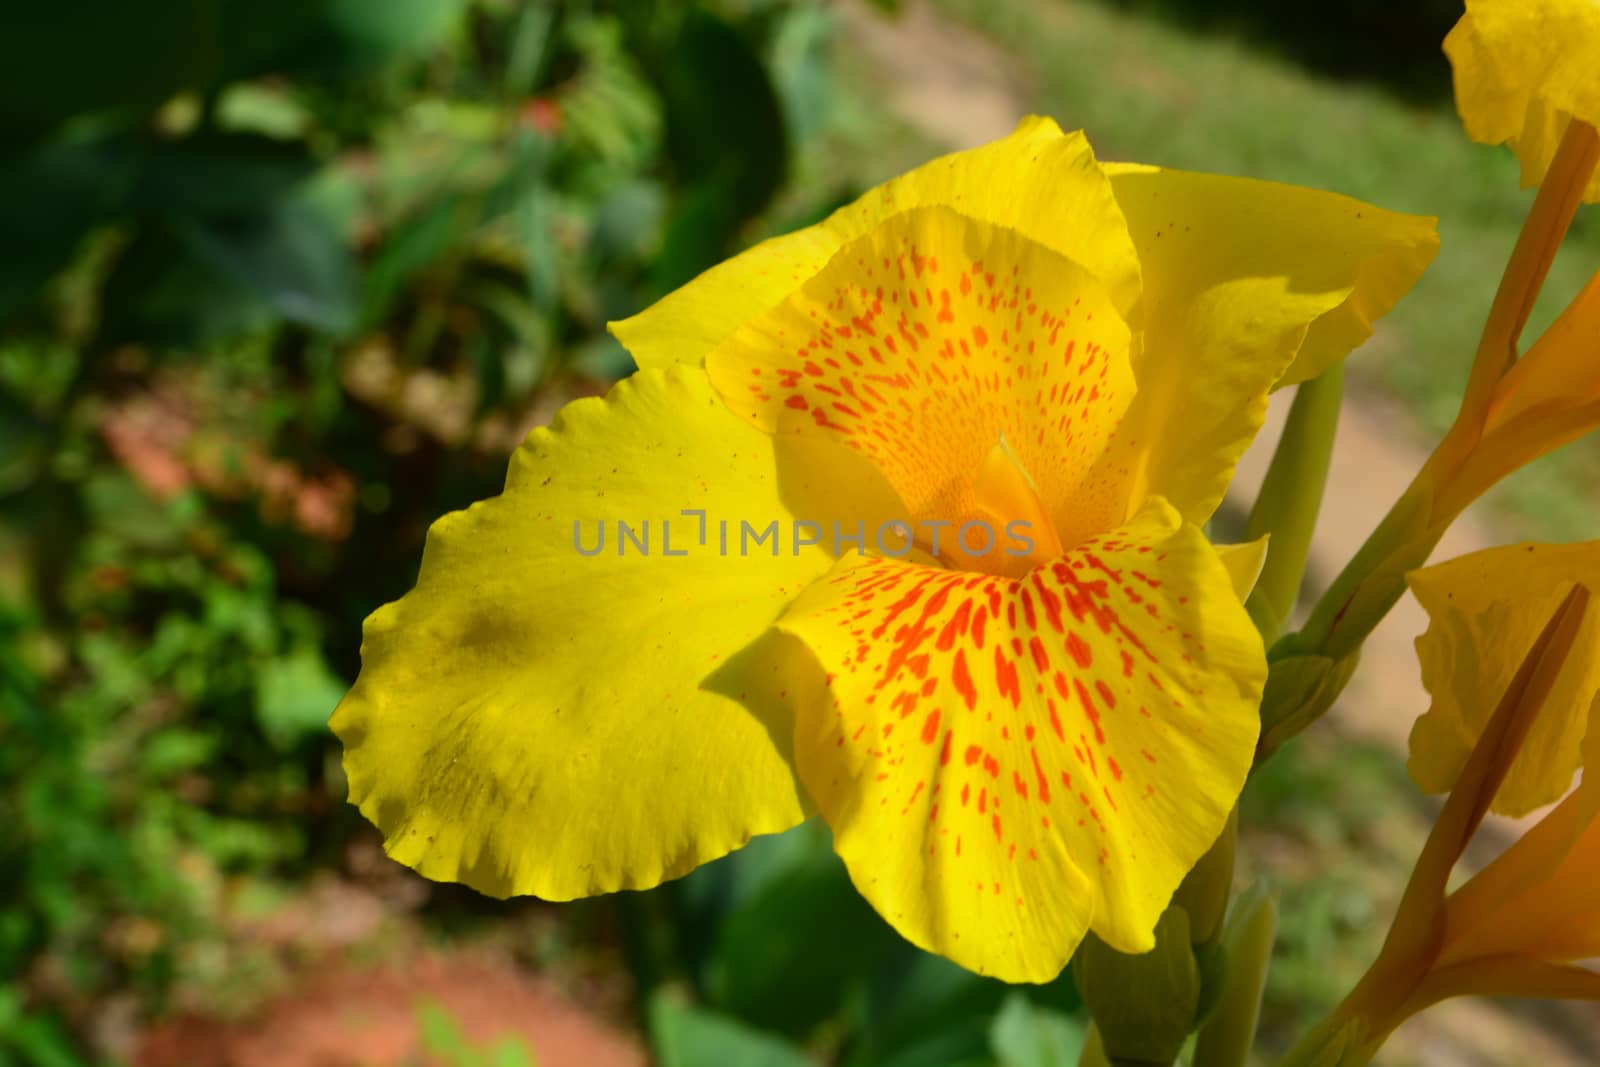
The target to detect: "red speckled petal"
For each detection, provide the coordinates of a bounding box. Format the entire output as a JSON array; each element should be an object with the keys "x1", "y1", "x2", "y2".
[
  {"x1": 706, "y1": 205, "x2": 1134, "y2": 553},
  {"x1": 776, "y1": 498, "x2": 1264, "y2": 981}
]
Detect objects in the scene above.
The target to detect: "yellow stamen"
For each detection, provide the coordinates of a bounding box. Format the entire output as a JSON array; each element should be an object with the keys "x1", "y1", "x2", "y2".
[{"x1": 961, "y1": 431, "x2": 1064, "y2": 575}]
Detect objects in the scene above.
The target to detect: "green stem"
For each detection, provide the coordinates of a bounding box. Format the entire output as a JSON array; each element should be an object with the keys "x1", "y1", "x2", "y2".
[
  {"x1": 1079, "y1": 1025, "x2": 1114, "y2": 1067},
  {"x1": 1271, "y1": 460, "x2": 1439, "y2": 665},
  {"x1": 1193, "y1": 884, "x2": 1278, "y2": 1067},
  {"x1": 1243, "y1": 365, "x2": 1344, "y2": 642}
]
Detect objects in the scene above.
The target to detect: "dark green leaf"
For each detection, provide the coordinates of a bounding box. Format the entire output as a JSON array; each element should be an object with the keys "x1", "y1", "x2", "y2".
[
  {"x1": 97, "y1": 223, "x2": 276, "y2": 346},
  {"x1": 701, "y1": 821, "x2": 896, "y2": 1034},
  {"x1": 651, "y1": 179, "x2": 744, "y2": 294},
  {"x1": 654, "y1": 9, "x2": 788, "y2": 288},
  {"x1": 0, "y1": 133, "x2": 134, "y2": 319},
  {"x1": 133, "y1": 133, "x2": 320, "y2": 219},
  {"x1": 853, "y1": 945, "x2": 1007, "y2": 1067},
  {"x1": 174, "y1": 193, "x2": 357, "y2": 335}
]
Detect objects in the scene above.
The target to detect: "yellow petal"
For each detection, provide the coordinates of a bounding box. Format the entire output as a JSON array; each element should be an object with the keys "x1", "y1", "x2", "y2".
[
  {"x1": 611, "y1": 117, "x2": 1141, "y2": 372},
  {"x1": 1213, "y1": 537, "x2": 1270, "y2": 601},
  {"x1": 705, "y1": 204, "x2": 1135, "y2": 560},
  {"x1": 331, "y1": 367, "x2": 844, "y2": 900},
  {"x1": 1094, "y1": 163, "x2": 1438, "y2": 525},
  {"x1": 1408, "y1": 544, "x2": 1600, "y2": 816},
  {"x1": 776, "y1": 498, "x2": 1264, "y2": 981},
  {"x1": 1446, "y1": 0, "x2": 1600, "y2": 201}
]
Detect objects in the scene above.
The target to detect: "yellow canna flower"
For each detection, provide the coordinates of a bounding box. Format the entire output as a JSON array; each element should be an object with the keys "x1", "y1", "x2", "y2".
[
  {"x1": 1410, "y1": 589, "x2": 1600, "y2": 1000},
  {"x1": 1426, "y1": 265, "x2": 1600, "y2": 528},
  {"x1": 1284, "y1": 587, "x2": 1598, "y2": 1067},
  {"x1": 1409, "y1": 542, "x2": 1600, "y2": 815},
  {"x1": 1436, "y1": 716, "x2": 1600, "y2": 974},
  {"x1": 1446, "y1": 0, "x2": 1600, "y2": 202},
  {"x1": 330, "y1": 118, "x2": 1436, "y2": 982}
]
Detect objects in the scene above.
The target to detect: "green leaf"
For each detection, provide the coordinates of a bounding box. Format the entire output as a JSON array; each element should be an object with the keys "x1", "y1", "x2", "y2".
[
  {"x1": 651, "y1": 180, "x2": 745, "y2": 296},
  {"x1": 699, "y1": 821, "x2": 896, "y2": 1035},
  {"x1": 217, "y1": 0, "x2": 467, "y2": 82},
  {"x1": 767, "y1": 5, "x2": 836, "y2": 144},
  {"x1": 503, "y1": 3, "x2": 556, "y2": 100},
  {"x1": 97, "y1": 224, "x2": 273, "y2": 345},
  {"x1": 1073, "y1": 911, "x2": 1200, "y2": 1067},
  {"x1": 852, "y1": 945, "x2": 1007, "y2": 1067},
  {"x1": 100, "y1": 172, "x2": 357, "y2": 345},
  {"x1": 175, "y1": 194, "x2": 357, "y2": 335},
  {"x1": 990, "y1": 992, "x2": 1086, "y2": 1067},
  {"x1": 133, "y1": 133, "x2": 319, "y2": 218},
  {"x1": 654, "y1": 10, "x2": 789, "y2": 289},
  {"x1": 254, "y1": 646, "x2": 345, "y2": 751},
  {"x1": 662, "y1": 11, "x2": 788, "y2": 215},
  {"x1": 650, "y1": 993, "x2": 813, "y2": 1067},
  {"x1": 361, "y1": 192, "x2": 480, "y2": 326},
  {"x1": 0, "y1": 133, "x2": 134, "y2": 318}
]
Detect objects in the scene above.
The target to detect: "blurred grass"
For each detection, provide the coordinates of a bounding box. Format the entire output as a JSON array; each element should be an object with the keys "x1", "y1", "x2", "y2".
[
  {"x1": 1238, "y1": 733, "x2": 1428, "y2": 1042},
  {"x1": 924, "y1": 0, "x2": 1600, "y2": 542}
]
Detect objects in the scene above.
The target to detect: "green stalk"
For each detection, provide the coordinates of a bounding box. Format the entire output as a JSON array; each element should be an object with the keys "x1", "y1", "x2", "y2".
[
  {"x1": 1272, "y1": 464, "x2": 1439, "y2": 665},
  {"x1": 1078, "y1": 1025, "x2": 1113, "y2": 1067},
  {"x1": 1193, "y1": 884, "x2": 1279, "y2": 1067},
  {"x1": 1243, "y1": 365, "x2": 1344, "y2": 642}
]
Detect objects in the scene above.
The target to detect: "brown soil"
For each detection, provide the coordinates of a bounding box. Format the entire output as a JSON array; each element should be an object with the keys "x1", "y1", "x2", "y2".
[{"x1": 135, "y1": 949, "x2": 647, "y2": 1067}]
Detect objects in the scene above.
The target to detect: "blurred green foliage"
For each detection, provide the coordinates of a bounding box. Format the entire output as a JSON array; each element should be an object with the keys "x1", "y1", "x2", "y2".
[
  {"x1": 0, "y1": 1, "x2": 908, "y2": 1062},
  {"x1": 418, "y1": 1000, "x2": 541, "y2": 1067}
]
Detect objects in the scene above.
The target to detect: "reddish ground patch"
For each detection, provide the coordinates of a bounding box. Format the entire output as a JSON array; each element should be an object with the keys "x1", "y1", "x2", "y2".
[{"x1": 135, "y1": 951, "x2": 647, "y2": 1067}]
